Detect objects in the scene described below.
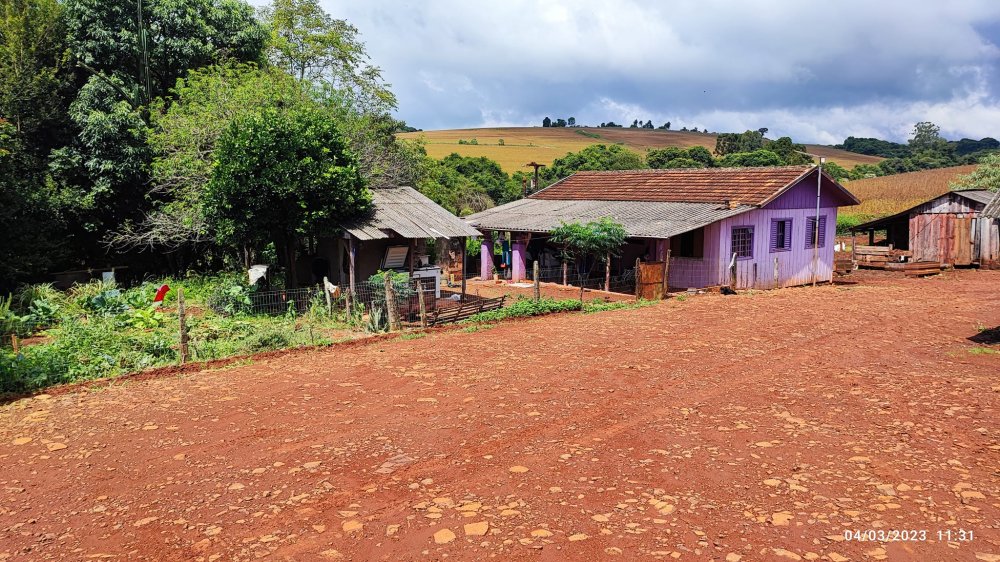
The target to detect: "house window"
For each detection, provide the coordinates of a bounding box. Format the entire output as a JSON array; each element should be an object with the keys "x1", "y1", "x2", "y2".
[
  {"x1": 670, "y1": 227, "x2": 704, "y2": 258},
  {"x1": 805, "y1": 215, "x2": 827, "y2": 249},
  {"x1": 731, "y1": 226, "x2": 754, "y2": 259},
  {"x1": 770, "y1": 218, "x2": 792, "y2": 252}
]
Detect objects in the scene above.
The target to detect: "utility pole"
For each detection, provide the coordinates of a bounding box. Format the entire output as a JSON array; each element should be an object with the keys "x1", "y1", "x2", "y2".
[{"x1": 812, "y1": 157, "x2": 825, "y2": 287}]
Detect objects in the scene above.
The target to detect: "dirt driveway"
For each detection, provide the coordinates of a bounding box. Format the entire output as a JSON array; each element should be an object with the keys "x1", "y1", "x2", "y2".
[{"x1": 1, "y1": 270, "x2": 998, "y2": 561}]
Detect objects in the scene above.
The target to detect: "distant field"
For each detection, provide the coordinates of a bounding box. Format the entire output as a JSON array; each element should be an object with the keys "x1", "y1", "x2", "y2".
[
  {"x1": 397, "y1": 126, "x2": 884, "y2": 173},
  {"x1": 840, "y1": 165, "x2": 977, "y2": 219}
]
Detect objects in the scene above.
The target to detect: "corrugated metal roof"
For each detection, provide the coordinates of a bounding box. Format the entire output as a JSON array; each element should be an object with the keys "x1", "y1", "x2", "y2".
[
  {"x1": 850, "y1": 189, "x2": 997, "y2": 231},
  {"x1": 466, "y1": 199, "x2": 753, "y2": 239},
  {"x1": 343, "y1": 186, "x2": 481, "y2": 240},
  {"x1": 955, "y1": 189, "x2": 997, "y2": 205},
  {"x1": 983, "y1": 191, "x2": 1000, "y2": 219}
]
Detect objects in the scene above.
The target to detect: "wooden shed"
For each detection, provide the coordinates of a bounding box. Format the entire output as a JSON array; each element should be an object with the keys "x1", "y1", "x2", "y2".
[{"x1": 850, "y1": 189, "x2": 1000, "y2": 267}]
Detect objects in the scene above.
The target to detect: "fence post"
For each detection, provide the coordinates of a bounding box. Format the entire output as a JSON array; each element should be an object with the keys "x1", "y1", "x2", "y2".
[
  {"x1": 562, "y1": 261, "x2": 568, "y2": 285},
  {"x1": 634, "y1": 258, "x2": 641, "y2": 300},
  {"x1": 10, "y1": 334, "x2": 19, "y2": 354},
  {"x1": 604, "y1": 253, "x2": 611, "y2": 292},
  {"x1": 533, "y1": 261, "x2": 540, "y2": 301},
  {"x1": 729, "y1": 253, "x2": 737, "y2": 289},
  {"x1": 417, "y1": 280, "x2": 428, "y2": 329},
  {"x1": 662, "y1": 250, "x2": 670, "y2": 297},
  {"x1": 323, "y1": 276, "x2": 332, "y2": 314},
  {"x1": 773, "y1": 257, "x2": 779, "y2": 289},
  {"x1": 384, "y1": 273, "x2": 401, "y2": 331},
  {"x1": 178, "y1": 287, "x2": 189, "y2": 365}
]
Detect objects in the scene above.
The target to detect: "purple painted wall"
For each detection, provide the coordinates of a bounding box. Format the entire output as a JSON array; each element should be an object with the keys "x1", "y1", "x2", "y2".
[
  {"x1": 667, "y1": 180, "x2": 843, "y2": 289},
  {"x1": 480, "y1": 232, "x2": 493, "y2": 280},
  {"x1": 511, "y1": 237, "x2": 527, "y2": 281}
]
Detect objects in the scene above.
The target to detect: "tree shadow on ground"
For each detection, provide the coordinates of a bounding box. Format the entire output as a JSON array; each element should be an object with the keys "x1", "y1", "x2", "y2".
[{"x1": 968, "y1": 326, "x2": 1000, "y2": 345}]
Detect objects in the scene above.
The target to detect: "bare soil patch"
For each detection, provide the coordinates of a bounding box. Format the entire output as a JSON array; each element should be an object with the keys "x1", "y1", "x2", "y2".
[{"x1": 1, "y1": 270, "x2": 997, "y2": 561}]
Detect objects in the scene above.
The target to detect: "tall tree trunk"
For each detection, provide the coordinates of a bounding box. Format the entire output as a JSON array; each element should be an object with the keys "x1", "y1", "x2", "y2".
[{"x1": 285, "y1": 235, "x2": 299, "y2": 289}]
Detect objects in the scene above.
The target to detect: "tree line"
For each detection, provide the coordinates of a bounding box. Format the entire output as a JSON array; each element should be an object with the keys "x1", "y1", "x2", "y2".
[
  {"x1": 0, "y1": 0, "x2": 437, "y2": 290},
  {"x1": 543, "y1": 116, "x2": 712, "y2": 132},
  {"x1": 836, "y1": 122, "x2": 998, "y2": 179}
]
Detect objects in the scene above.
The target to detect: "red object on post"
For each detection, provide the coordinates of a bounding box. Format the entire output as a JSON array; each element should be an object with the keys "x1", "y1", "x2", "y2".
[{"x1": 153, "y1": 284, "x2": 170, "y2": 304}]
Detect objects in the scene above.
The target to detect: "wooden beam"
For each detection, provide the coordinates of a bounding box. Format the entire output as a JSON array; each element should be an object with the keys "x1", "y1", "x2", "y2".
[{"x1": 461, "y1": 237, "x2": 467, "y2": 302}]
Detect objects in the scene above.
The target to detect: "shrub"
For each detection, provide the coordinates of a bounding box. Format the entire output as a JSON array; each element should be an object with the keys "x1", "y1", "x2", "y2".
[{"x1": 465, "y1": 297, "x2": 582, "y2": 323}]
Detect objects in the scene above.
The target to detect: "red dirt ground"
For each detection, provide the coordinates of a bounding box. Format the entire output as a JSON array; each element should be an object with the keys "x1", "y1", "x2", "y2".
[{"x1": 1, "y1": 270, "x2": 998, "y2": 562}]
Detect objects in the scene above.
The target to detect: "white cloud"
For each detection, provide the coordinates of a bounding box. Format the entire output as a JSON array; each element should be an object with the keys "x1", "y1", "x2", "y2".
[{"x1": 253, "y1": 0, "x2": 1000, "y2": 142}]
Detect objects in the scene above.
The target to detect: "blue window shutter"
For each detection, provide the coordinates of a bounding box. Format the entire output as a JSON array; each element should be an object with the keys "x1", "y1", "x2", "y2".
[
  {"x1": 818, "y1": 216, "x2": 827, "y2": 248},
  {"x1": 782, "y1": 220, "x2": 791, "y2": 250},
  {"x1": 770, "y1": 220, "x2": 779, "y2": 252}
]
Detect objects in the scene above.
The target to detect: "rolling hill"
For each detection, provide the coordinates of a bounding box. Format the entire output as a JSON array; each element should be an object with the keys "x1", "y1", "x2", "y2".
[{"x1": 396, "y1": 127, "x2": 884, "y2": 173}]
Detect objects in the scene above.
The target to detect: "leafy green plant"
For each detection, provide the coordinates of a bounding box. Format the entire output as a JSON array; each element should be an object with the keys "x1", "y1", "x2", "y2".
[
  {"x1": 1, "y1": 294, "x2": 30, "y2": 338},
  {"x1": 582, "y1": 299, "x2": 654, "y2": 313},
  {"x1": 127, "y1": 307, "x2": 165, "y2": 330},
  {"x1": 366, "y1": 306, "x2": 387, "y2": 333},
  {"x1": 211, "y1": 283, "x2": 253, "y2": 316},
  {"x1": 465, "y1": 297, "x2": 582, "y2": 323},
  {"x1": 25, "y1": 298, "x2": 60, "y2": 329}
]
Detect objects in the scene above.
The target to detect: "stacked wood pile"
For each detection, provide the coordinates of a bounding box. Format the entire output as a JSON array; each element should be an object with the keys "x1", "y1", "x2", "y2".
[
  {"x1": 854, "y1": 245, "x2": 912, "y2": 269},
  {"x1": 834, "y1": 259, "x2": 855, "y2": 275},
  {"x1": 903, "y1": 261, "x2": 942, "y2": 277}
]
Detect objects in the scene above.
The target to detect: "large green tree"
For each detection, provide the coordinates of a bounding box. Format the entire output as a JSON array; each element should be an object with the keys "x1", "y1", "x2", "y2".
[
  {"x1": 950, "y1": 153, "x2": 1000, "y2": 193},
  {"x1": 717, "y1": 149, "x2": 784, "y2": 167},
  {"x1": 0, "y1": 119, "x2": 67, "y2": 290},
  {"x1": 263, "y1": 0, "x2": 394, "y2": 113},
  {"x1": 205, "y1": 106, "x2": 370, "y2": 286},
  {"x1": 110, "y1": 63, "x2": 302, "y2": 253},
  {"x1": 0, "y1": 0, "x2": 73, "y2": 158},
  {"x1": 53, "y1": 0, "x2": 267, "y2": 244},
  {"x1": 542, "y1": 144, "x2": 645, "y2": 184},
  {"x1": 440, "y1": 153, "x2": 520, "y2": 205},
  {"x1": 715, "y1": 130, "x2": 765, "y2": 156}
]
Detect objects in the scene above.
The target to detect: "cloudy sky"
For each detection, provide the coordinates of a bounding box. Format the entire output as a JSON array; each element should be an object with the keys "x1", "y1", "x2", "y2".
[{"x1": 266, "y1": 0, "x2": 1000, "y2": 144}]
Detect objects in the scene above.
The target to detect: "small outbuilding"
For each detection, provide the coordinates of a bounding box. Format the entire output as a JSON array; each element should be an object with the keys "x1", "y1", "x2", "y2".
[
  {"x1": 310, "y1": 186, "x2": 480, "y2": 295},
  {"x1": 849, "y1": 189, "x2": 1000, "y2": 268},
  {"x1": 467, "y1": 165, "x2": 859, "y2": 290}
]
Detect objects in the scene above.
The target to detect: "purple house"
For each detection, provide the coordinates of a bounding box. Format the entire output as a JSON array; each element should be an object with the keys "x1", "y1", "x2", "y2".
[{"x1": 466, "y1": 165, "x2": 860, "y2": 290}]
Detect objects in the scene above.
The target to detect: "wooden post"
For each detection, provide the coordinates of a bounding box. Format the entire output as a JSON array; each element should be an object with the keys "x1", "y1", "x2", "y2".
[
  {"x1": 562, "y1": 261, "x2": 568, "y2": 285},
  {"x1": 347, "y1": 237, "x2": 356, "y2": 317},
  {"x1": 384, "y1": 273, "x2": 400, "y2": 331},
  {"x1": 533, "y1": 260, "x2": 540, "y2": 301},
  {"x1": 323, "y1": 276, "x2": 332, "y2": 314},
  {"x1": 417, "y1": 280, "x2": 427, "y2": 329},
  {"x1": 634, "y1": 258, "x2": 641, "y2": 300},
  {"x1": 662, "y1": 250, "x2": 670, "y2": 296},
  {"x1": 409, "y1": 238, "x2": 416, "y2": 277},
  {"x1": 851, "y1": 231, "x2": 857, "y2": 263},
  {"x1": 10, "y1": 334, "x2": 19, "y2": 354},
  {"x1": 868, "y1": 230, "x2": 874, "y2": 245},
  {"x1": 773, "y1": 257, "x2": 780, "y2": 288},
  {"x1": 604, "y1": 253, "x2": 611, "y2": 292},
  {"x1": 178, "y1": 287, "x2": 189, "y2": 365},
  {"x1": 729, "y1": 253, "x2": 737, "y2": 289},
  {"x1": 461, "y1": 237, "x2": 467, "y2": 302}
]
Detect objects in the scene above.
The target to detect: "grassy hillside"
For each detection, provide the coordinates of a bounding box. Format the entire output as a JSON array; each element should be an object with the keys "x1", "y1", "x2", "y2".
[
  {"x1": 397, "y1": 126, "x2": 883, "y2": 173},
  {"x1": 841, "y1": 165, "x2": 977, "y2": 219}
]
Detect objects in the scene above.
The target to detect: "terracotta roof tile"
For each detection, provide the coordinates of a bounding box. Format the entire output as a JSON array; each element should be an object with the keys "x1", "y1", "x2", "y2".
[{"x1": 530, "y1": 166, "x2": 813, "y2": 206}]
